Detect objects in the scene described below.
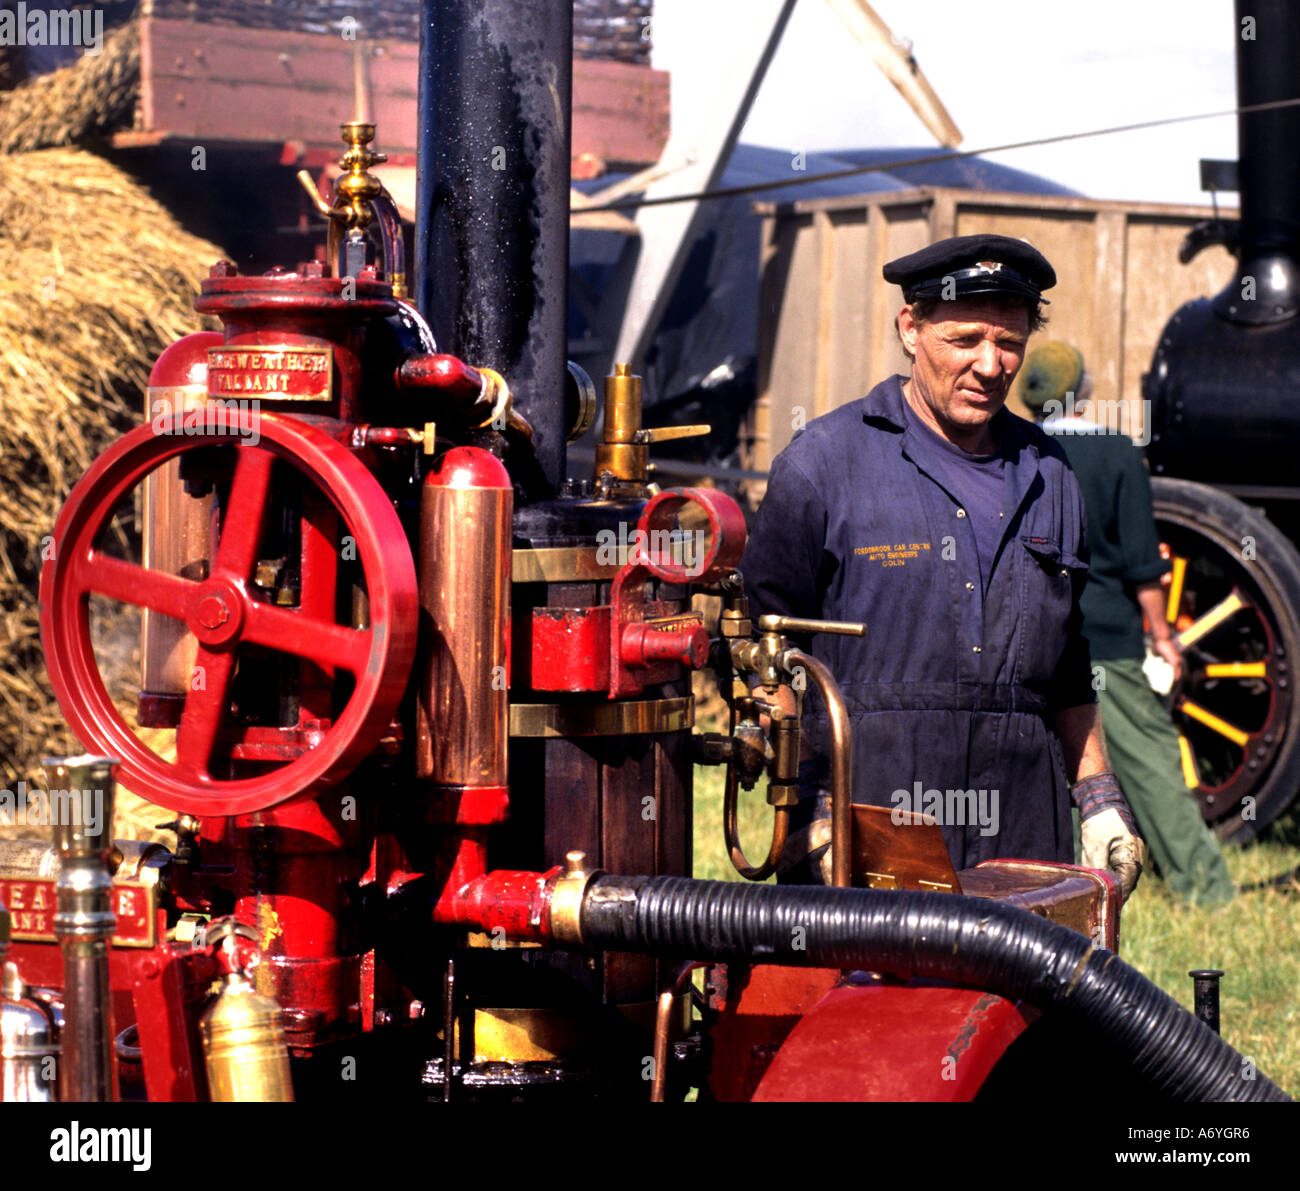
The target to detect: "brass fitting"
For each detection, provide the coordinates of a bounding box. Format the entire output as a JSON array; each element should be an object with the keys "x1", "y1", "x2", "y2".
[
  {"x1": 593, "y1": 363, "x2": 710, "y2": 486},
  {"x1": 549, "y1": 850, "x2": 599, "y2": 946},
  {"x1": 297, "y1": 122, "x2": 406, "y2": 296},
  {"x1": 594, "y1": 364, "x2": 648, "y2": 484},
  {"x1": 719, "y1": 594, "x2": 752, "y2": 639},
  {"x1": 333, "y1": 121, "x2": 387, "y2": 226},
  {"x1": 768, "y1": 709, "x2": 800, "y2": 807},
  {"x1": 730, "y1": 633, "x2": 785, "y2": 693}
]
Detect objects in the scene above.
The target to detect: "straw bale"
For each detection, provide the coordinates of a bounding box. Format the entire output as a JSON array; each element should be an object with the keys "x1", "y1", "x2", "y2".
[{"x1": 0, "y1": 21, "x2": 138, "y2": 153}]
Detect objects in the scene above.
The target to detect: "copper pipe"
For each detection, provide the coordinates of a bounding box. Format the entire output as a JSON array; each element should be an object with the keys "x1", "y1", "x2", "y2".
[
  {"x1": 371, "y1": 188, "x2": 407, "y2": 298},
  {"x1": 722, "y1": 702, "x2": 791, "y2": 881},
  {"x1": 784, "y1": 650, "x2": 852, "y2": 888},
  {"x1": 650, "y1": 961, "x2": 707, "y2": 1103}
]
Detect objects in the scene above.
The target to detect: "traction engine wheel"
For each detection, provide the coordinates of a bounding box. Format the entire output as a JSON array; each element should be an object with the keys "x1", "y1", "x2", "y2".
[
  {"x1": 1150, "y1": 477, "x2": 1300, "y2": 840},
  {"x1": 40, "y1": 410, "x2": 418, "y2": 816}
]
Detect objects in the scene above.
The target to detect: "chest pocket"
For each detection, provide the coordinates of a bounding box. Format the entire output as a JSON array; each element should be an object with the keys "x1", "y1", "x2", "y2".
[{"x1": 1017, "y1": 534, "x2": 1085, "y2": 682}]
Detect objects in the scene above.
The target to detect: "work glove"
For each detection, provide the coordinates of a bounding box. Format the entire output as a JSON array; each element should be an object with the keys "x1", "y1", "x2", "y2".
[{"x1": 1073, "y1": 772, "x2": 1144, "y2": 903}]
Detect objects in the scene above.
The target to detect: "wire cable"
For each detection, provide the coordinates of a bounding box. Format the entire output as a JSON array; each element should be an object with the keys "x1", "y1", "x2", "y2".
[{"x1": 573, "y1": 95, "x2": 1300, "y2": 214}]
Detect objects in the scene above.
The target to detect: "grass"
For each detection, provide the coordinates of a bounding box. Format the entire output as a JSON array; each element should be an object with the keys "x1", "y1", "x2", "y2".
[{"x1": 691, "y1": 758, "x2": 1300, "y2": 1096}]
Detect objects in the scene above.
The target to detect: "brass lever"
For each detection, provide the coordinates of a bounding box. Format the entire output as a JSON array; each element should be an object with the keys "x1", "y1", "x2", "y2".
[{"x1": 757, "y1": 614, "x2": 866, "y2": 637}]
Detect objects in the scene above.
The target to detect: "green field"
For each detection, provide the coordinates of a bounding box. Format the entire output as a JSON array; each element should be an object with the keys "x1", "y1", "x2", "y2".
[{"x1": 691, "y1": 759, "x2": 1300, "y2": 1095}]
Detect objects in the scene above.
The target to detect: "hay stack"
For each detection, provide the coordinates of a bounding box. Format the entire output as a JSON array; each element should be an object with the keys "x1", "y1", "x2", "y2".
[
  {"x1": 0, "y1": 21, "x2": 139, "y2": 153},
  {"x1": 0, "y1": 141, "x2": 225, "y2": 842}
]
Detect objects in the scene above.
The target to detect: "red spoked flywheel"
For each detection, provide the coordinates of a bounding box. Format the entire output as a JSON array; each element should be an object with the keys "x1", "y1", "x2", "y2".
[{"x1": 40, "y1": 410, "x2": 417, "y2": 816}]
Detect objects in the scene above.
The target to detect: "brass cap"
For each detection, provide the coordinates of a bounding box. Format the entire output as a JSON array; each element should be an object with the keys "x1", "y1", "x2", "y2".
[{"x1": 550, "y1": 850, "x2": 599, "y2": 946}]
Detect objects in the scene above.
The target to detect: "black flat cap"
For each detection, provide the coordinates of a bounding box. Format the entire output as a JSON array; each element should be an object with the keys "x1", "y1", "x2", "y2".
[{"x1": 883, "y1": 234, "x2": 1055, "y2": 304}]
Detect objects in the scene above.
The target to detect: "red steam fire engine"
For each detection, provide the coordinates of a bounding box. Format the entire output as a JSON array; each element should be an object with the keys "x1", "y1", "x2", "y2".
[{"x1": 0, "y1": 1, "x2": 1287, "y2": 1105}]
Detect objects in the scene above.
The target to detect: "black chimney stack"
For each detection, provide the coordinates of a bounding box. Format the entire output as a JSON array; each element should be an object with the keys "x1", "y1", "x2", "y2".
[
  {"x1": 415, "y1": 0, "x2": 573, "y2": 488},
  {"x1": 1214, "y1": 0, "x2": 1300, "y2": 324}
]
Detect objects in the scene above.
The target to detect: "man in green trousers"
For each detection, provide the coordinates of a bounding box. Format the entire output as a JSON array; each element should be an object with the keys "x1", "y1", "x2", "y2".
[{"x1": 1018, "y1": 342, "x2": 1235, "y2": 906}]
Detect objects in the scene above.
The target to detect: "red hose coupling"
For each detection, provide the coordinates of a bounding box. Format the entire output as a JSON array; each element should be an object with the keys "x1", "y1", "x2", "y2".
[
  {"x1": 431, "y1": 867, "x2": 559, "y2": 942},
  {"x1": 621, "y1": 619, "x2": 709, "y2": 670}
]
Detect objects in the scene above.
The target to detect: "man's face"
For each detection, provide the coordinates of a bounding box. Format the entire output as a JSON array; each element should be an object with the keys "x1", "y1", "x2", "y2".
[{"x1": 898, "y1": 298, "x2": 1030, "y2": 447}]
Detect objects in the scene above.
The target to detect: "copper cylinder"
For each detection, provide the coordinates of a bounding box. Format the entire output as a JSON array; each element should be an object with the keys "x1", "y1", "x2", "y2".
[
  {"x1": 199, "y1": 972, "x2": 295, "y2": 1102},
  {"x1": 141, "y1": 334, "x2": 222, "y2": 712},
  {"x1": 415, "y1": 448, "x2": 512, "y2": 787},
  {"x1": 48, "y1": 754, "x2": 118, "y2": 1102}
]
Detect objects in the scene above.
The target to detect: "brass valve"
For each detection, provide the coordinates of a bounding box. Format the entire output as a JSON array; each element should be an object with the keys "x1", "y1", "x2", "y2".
[
  {"x1": 710, "y1": 583, "x2": 864, "y2": 886},
  {"x1": 332, "y1": 121, "x2": 387, "y2": 227},
  {"x1": 594, "y1": 364, "x2": 710, "y2": 487},
  {"x1": 731, "y1": 613, "x2": 866, "y2": 694},
  {"x1": 298, "y1": 122, "x2": 407, "y2": 297}
]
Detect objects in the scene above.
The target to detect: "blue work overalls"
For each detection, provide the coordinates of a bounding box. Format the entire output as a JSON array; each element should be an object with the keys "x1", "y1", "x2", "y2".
[{"x1": 742, "y1": 375, "x2": 1094, "y2": 869}]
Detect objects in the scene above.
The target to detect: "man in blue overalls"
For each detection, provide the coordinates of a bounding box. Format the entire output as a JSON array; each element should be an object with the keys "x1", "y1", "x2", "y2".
[{"x1": 742, "y1": 234, "x2": 1143, "y2": 899}]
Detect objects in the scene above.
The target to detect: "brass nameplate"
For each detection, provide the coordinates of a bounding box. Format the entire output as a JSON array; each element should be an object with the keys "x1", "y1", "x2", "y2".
[
  {"x1": 207, "y1": 346, "x2": 333, "y2": 402},
  {"x1": 0, "y1": 878, "x2": 158, "y2": 948}
]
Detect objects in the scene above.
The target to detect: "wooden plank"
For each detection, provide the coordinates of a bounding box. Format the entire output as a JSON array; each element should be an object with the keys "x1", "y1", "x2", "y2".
[
  {"x1": 571, "y1": 57, "x2": 671, "y2": 166},
  {"x1": 600, "y1": 733, "x2": 659, "y2": 1003},
  {"x1": 144, "y1": 18, "x2": 411, "y2": 148},
  {"x1": 864, "y1": 201, "x2": 890, "y2": 390},
  {"x1": 754, "y1": 185, "x2": 936, "y2": 219},
  {"x1": 744, "y1": 215, "x2": 783, "y2": 479},
  {"x1": 138, "y1": 17, "x2": 669, "y2": 164},
  {"x1": 813, "y1": 209, "x2": 836, "y2": 419},
  {"x1": 1091, "y1": 210, "x2": 1128, "y2": 428},
  {"x1": 928, "y1": 189, "x2": 957, "y2": 240},
  {"x1": 758, "y1": 186, "x2": 1235, "y2": 223},
  {"x1": 751, "y1": 213, "x2": 821, "y2": 476},
  {"x1": 823, "y1": 209, "x2": 869, "y2": 408},
  {"x1": 654, "y1": 725, "x2": 691, "y2": 880}
]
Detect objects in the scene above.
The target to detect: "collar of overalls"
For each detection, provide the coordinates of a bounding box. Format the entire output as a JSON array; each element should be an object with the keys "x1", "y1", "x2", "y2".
[{"x1": 862, "y1": 374, "x2": 1045, "y2": 534}]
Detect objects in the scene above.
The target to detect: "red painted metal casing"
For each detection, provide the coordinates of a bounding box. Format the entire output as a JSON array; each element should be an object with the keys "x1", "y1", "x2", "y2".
[
  {"x1": 529, "y1": 487, "x2": 743, "y2": 695},
  {"x1": 396, "y1": 352, "x2": 485, "y2": 401},
  {"x1": 705, "y1": 964, "x2": 1030, "y2": 1102},
  {"x1": 753, "y1": 980, "x2": 1030, "y2": 1102},
  {"x1": 194, "y1": 262, "x2": 398, "y2": 422}
]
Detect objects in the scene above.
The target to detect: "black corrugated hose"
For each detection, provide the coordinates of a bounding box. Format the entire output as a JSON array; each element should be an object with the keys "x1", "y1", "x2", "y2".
[{"x1": 581, "y1": 875, "x2": 1290, "y2": 1102}]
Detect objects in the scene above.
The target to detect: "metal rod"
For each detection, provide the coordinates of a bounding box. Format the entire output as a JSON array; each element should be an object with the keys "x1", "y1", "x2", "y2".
[
  {"x1": 442, "y1": 953, "x2": 455, "y2": 1103},
  {"x1": 415, "y1": 0, "x2": 573, "y2": 489},
  {"x1": 47, "y1": 755, "x2": 118, "y2": 1102},
  {"x1": 1189, "y1": 968, "x2": 1224, "y2": 1035}
]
